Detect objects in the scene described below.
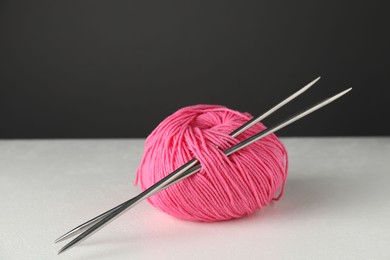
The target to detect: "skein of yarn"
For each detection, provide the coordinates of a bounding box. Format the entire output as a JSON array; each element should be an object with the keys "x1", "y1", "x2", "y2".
[{"x1": 135, "y1": 104, "x2": 288, "y2": 222}]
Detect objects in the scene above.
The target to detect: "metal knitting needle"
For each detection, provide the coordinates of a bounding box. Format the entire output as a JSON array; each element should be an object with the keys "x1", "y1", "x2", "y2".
[
  {"x1": 55, "y1": 77, "x2": 320, "y2": 244},
  {"x1": 58, "y1": 87, "x2": 351, "y2": 254}
]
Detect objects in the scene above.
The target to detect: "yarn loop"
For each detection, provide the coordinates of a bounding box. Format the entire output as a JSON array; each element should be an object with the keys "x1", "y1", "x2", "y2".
[{"x1": 135, "y1": 105, "x2": 288, "y2": 222}]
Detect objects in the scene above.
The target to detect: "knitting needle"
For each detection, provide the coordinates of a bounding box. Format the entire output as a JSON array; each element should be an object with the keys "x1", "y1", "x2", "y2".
[
  {"x1": 57, "y1": 87, "x2": 351, "y2": 254},
  {"x1": 55, "y1": 77, "x2": 320, "y2": 244},
  {"x1": 151, "y1": 88, "x2": 353, "y2": 187}
]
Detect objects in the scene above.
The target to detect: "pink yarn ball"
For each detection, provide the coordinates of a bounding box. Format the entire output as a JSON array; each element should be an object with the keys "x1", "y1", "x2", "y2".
[{"x1": 135, "y1": 104, "x2": 288, "y2": 222}]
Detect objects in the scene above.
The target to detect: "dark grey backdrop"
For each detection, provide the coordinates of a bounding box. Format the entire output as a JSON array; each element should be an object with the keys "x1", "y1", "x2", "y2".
[{"x1": 1, "y1": 0, "x2": 389, "y2": 138}]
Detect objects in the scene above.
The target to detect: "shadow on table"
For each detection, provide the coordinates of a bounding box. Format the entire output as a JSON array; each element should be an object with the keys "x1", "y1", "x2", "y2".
[
  {"x1": 260, "y1": 170, "x2": 375, "y2": 221},
  {"x1": 69, "y1": 168, "x2": 375, "y2": 259}
]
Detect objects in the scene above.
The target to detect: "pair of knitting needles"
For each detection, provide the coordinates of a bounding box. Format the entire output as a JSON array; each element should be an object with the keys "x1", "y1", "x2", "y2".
[{"x1": 56, "y1": 77, "x2": 351, "y2": 254}]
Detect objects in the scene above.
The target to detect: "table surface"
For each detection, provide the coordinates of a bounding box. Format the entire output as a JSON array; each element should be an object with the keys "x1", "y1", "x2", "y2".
[{"x1": 1, "y1": 138, "x2": 389, "y2": 260}]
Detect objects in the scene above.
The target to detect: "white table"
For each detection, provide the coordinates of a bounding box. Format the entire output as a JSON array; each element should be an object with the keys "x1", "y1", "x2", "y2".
[{"x1": 1, "y1": 138, "x2": 389, "y2": 260}]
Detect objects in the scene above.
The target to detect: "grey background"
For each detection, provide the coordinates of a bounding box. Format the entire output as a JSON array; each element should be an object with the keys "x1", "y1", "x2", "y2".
[{"x1": 0, "y1": 0, "x2": 389, "y2": 138}]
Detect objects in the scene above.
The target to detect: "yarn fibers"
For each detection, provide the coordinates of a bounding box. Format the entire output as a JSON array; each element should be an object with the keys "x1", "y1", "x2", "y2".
[{"x1": 135, "y1": 104, "x2": 288, "y2": 222}]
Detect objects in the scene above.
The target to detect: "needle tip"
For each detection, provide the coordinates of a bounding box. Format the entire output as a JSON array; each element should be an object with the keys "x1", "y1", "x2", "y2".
[
  {"x1": 54, "y1": 235, "x2": 66, "y2": 243},
  {"x1": 306, "y1": 76, "x2": 321, "y2": 89},
  {"x1": 57, "y1": 245, "x2": 70, "y2": 255},
  {"x1": 342, "y1": 87, "x2": 353, "y2": 94},
  {"x1": 312, "y1": 76, "x2": 321, "y2": 83}
]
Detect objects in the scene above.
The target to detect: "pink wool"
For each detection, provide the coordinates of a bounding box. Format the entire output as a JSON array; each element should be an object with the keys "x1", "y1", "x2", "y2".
[{"x1": 135, "y1": 104, "x2": 288, "y2": 222}]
